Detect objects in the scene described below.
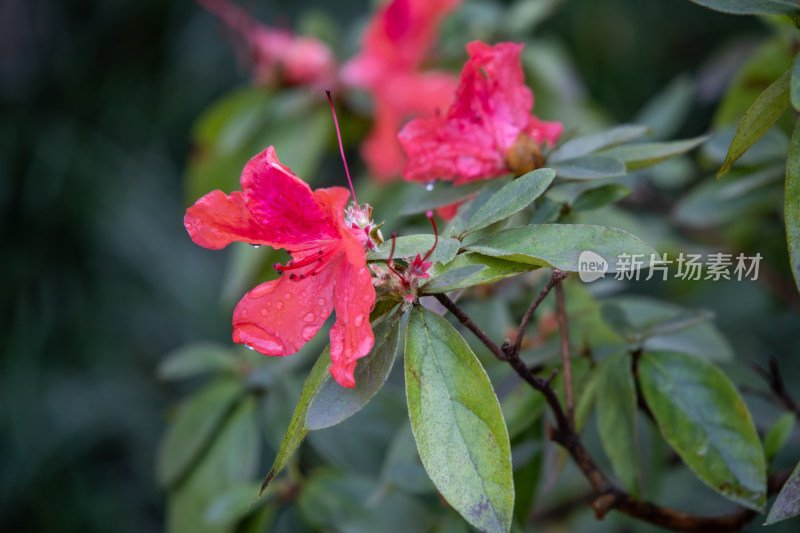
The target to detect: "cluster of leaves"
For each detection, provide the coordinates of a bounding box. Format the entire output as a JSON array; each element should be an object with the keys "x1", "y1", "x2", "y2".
[{"x1": 161, "y1": 1, "x2": 800, "y2": 532}]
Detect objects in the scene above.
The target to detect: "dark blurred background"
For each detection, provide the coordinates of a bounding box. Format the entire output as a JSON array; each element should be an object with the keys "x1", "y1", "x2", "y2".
[{"x1": 1, "y1": 1, "x2": 789, "y2": 532}]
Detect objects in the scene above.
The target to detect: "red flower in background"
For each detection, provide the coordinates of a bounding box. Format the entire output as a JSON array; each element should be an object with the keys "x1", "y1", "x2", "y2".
[
  {"x1": 399, "y1": 41, "x2": 563, "y2": 186},
  {"x1": 342, "y1": 0, "x2": 462, "y2": 180},
  {"x1": 184, "y1": 147, "x2": 376, "y2": 388},
  {"x1": 197, "y1": 0, "x2": 335, "y2": 88}
]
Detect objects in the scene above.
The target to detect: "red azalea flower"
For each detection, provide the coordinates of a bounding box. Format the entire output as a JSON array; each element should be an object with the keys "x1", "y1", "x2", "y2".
[
  {"x1": 184, "y1": 147, "x2": 376, "y2": 388},
  {"x1": 197, "y1": 0, "x2": 335, "y2": 88},
  {"x1": 341, "y1": 0, "x2": 461, "y2": 180},
  {"x1": 398, "y1": 41, "x2": 564, "y2": 186}
]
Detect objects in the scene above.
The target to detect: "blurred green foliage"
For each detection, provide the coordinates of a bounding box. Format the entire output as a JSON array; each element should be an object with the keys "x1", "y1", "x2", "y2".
[{"x1": 3, "y1": 1, "x2": 800, "y2": 533}]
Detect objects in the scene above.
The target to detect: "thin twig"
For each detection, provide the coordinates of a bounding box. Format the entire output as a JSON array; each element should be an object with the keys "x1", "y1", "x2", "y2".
[
  {"x1": 511, "y1": 270, "x2": 568, "y2": 356},
  {"x1": 432, "y1": 285, "x2": 793, "y2": 533},
  {"x1": 554, "y1": 276, "x2": 574, "y2": 428},
  {"x1": 753, "y1": 357, "x2": 800, "y2": 416}
]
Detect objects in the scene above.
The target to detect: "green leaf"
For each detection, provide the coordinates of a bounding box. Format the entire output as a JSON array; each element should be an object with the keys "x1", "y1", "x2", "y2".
[
  {"x1": 400, "y1": 180, "x2": 497, "y2": 216},
  {"x1": 380, "y1": 424, "x2": 436, "y2": 495},
  {"x1": 501, "y1": 384, "x2": 546, "y2": 441},
  {"x1": 786, "y1": 120, "x2": 800, "y2": 295},
  {"x1": 717, "y1": 68, "x2": 791, "y2": 178},
  {"x1": 405, "y1": 306, "x2": 514, "y2": 533},
  {"x1": 367, "y1": 235, "x2": 460, "y2": 265},
  {"x1": 635, "y1": 75, "x2": 694, "y2": 140},
  {"x1": 259, "y1": 346, "x2": 333, "y2": 493},
  {"x1": 465, "y1": 224, "x2": 657, "y2": 273},
  {"x1": 204, "y1": 482, "x2": 271, "y2": 526},
  {"x1": 596, "y1": 353, "x2": 640, "y2": 495},
  {"x1": 157, "y1": 379, "x2": 243, "y2": 488},
  {"x1": 600, "y1": 135, "x2": 709, "y2": 171},
  {"x1": 167, "y1": 398, "x2": 260, "y2": 533},
  {"x1": 550, "y1": 155, "x2": 627, "y2": 180},
  {"x1": 688, "y1": 0, "x2": 800, "y2": 15},
  {"x1": 765, "y1": 460, "x2": 800, "y2": 524},
  {"x1": 297, "y1": 470, "x2": 436, "y2": 533},
  {"x1": 549, "y1": 125, "x2": 649, "y2": 162},
  {"x1": 764, "y1": 412, "x2": 795, "y2": 463},
  {"x1": 158, "y1": 343, "x2": 238, "y2": 381},
  {"x1": 424, "y1": 253, "x2": 536, "y2": 293},
  {"x1": 791, "y1": 54, "x2": 800, "y2": 112},
  {"x1": 460, "y1": 168, "x2": 555, "y2": 237},
  {"x1": 571, "y1": 184, "x2": 631, "y2": 211},
  {"x1": 305, "y1": 311, "x2": 404, "y2": 430},
  {"x1": 186, "y1": 88, "x2": 330, "y2": 205},
  {"x1": 421, "y1": 264, "x2": 489, "y2": 294},
  {"x1": 674, "y1": 164, "x2": 784, "y2": 227},
  {"x1": 638, "y1": 351, "x2": 766, "y2": 510}
]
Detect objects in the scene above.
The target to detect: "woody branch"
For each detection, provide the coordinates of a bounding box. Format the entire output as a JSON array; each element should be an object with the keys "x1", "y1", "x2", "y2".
[{"x1": 433, "y1": 270, "x2": 790, "y2": 533}]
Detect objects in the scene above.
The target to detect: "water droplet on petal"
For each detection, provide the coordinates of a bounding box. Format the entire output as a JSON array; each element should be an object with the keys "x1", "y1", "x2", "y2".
[
  {"x1": 276, "y1": 301, "x2": 284, "y2": 310},
  {"x1": 424, "y1": 181, "x2": 436, "y2": 191},
  {"x1": 301, "y1": 325, "x2": 317, "y2": 341},
  {"x1": 354, "y1": 314, "x2": 364, "y2": 327},
  {"x1": 241, "y1": 309, "x2": 248, "y2": 317},
  {"x1": 244, "y1": 344, "x2": 255, "y2": 351},
  {"x1": 284, "y1": 293, "x2": 292, "y2": 300},
  {"x1": 301, "y1": 291, "x2": 308, "y2": 299},
  {"x1": 318, "y1": 298, "x2": 326, "y2": 306},
  {"x1": 260, "y1": 309, "x2": 267, "y2": 316},
  {"x1": 303, "y1": 312, "x2": 316, "y2": 323},
  {"x1": 250, "y1": 244, "x2": 261, "y2": 248}
]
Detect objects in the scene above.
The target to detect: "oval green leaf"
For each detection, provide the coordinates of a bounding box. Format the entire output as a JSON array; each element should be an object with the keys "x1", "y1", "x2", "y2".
[
  {"x1": 638, "y1": 351, "x2": 766, "y2": 511},
  {"x1": 157, "y1": 379, "x2": 243, "y2": 488},
  {"x1": 400, "y1": 180, "x2": 496, "y2": 216},
  {"x1": 368, "y1": 235, "x2": 460, "y2": 265},
  {"x1": 689, "y1": 0, "x2": 800, "y2": 15},
  {"x1": 596, "y1": 352, "x2": 641, "y2": 495},
  {"x1": 765, "y1": 460, "x2": 800, "y2": 525},
  {"x1": 717, "y1": 68, "x2": 791, "y2": 178},
  {"x1": 548, "y1": 125, "x2": 649, "y2": 162},
  {"x1": 405, "y1": 306, "x2": 514, "y2": 533},
  {"x1": 465, "y1": 224, "x2": 657, "y2": 273},
  {"x1": 764, "y1": 412, "x2": 795, "y2": 463},
  {"x1": 550, "y1": 155, "x2": 627, "y2": 180},
  {"x1": 259, "y1": 345, "x2": 332, "y2": 493},
  {"x1": 460, "y1": 168, "x2": 555, "y2": 236},
  {"x1": 571, "y1": 184, "x2": 631, "y2": 211},
  {"x1": 423, "y1": 253, "x2": 536, "y2": 294},
  {"x1": 158, "y1": 343, "x2": 238, "y2": 381},
  {"x1": 786, "y1": 119, "x2": 800, "y2": 295},
  {"x1": 305, "y1": 311, "x2": 403, "y2": 430},
  {"x1": 601, "y1": 135, "x2": 709, "y2": 171}
]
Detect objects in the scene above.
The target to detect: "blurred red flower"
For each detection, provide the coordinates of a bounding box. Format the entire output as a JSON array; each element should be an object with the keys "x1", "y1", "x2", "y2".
[
  {"x1": 184, "y1": 147, "x2": 376, "y2": 388},
  {"x1": 197, "y1": 0, "x2": 335, "y2": 88},
  {"x1": 342, "y1": 0, "x2": 461, "y2": 180}
]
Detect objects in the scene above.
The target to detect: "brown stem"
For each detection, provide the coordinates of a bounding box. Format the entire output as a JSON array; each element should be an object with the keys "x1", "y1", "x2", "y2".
[
  {"x1": 754, "y1": 357, "x2": 800, "y2": 416},
  {"x1": 511, "y1": 270, "x2": 568, "y2": 356},
  {"x1": 554, "y1": 277, "x2": 574, "y2": 427},
  {"x1": 433, "y1": 285, "x2": 791, "y2": 533}
]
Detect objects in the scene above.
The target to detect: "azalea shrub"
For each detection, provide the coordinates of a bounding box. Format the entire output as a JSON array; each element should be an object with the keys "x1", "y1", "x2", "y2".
[{"x1": 160, "y1": 1, "x2": 800, "y2": 532}]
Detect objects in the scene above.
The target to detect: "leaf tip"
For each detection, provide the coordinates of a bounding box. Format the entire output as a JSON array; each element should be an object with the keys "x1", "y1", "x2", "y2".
[{"x1": 259, "y1": 470, "x2": 277, "y2": 496}]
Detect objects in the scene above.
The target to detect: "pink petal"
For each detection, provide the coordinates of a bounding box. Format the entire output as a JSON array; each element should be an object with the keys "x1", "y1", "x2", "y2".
[
  {"x1": 185, "y1": 190, "x2": 278, "y2": 250},
  {"x1": 232, "y1": 251, "x2": 338, "y2": 356},
  {"x1": 241, "y1": 147, "x2": 341, "y2": 245},
  {"x1": 526, "y1": 115, "x2": 564, "y2": 147},
  {"x1": 328, "y1": 257, "x2": 376, "y2": 388},
  {"x1": 399, "y1": 41, "x2": 544, "y2": 185}
]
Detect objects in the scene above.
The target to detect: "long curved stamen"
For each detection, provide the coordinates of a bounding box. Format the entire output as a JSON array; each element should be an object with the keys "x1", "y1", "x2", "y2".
[
  {"x1": 326, "y1": 89, "x2": 358, "y2": 205},
  {"x1": 385, "y1": 232, "x2": 407, "y2": 285},
  {"x1": 420, "y1": 210, "x2": 438, "y2": 263}
]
